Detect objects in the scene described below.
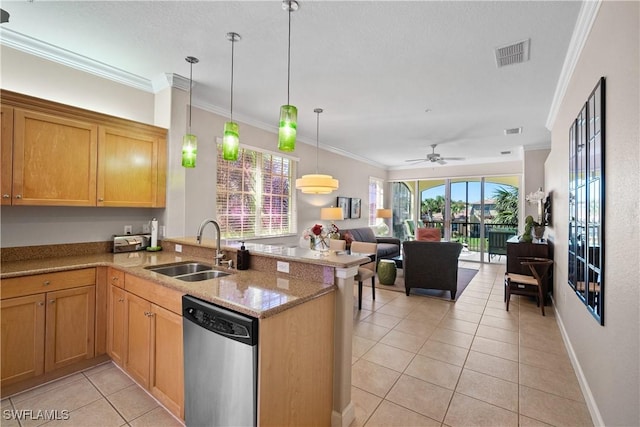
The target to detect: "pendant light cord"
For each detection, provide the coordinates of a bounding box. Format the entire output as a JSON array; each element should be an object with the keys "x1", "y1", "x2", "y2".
[
  {"x1": 315, "y1": 111, "x2": 320, "y2": 173},
  {"x1": 230, "y1": 37, "x2": 235, "y2": 122},
  {"x1": 287, "y1": 1, "x2": 292, "y2": 105},
  {"x1": 188, "y1": 61, "x2": 193, "y2": 132}
]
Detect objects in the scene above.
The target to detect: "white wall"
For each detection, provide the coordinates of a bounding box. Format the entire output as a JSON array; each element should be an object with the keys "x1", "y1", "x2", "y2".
[{"x1": 545, "y1": 2, "x2": 639, "y2": 426}]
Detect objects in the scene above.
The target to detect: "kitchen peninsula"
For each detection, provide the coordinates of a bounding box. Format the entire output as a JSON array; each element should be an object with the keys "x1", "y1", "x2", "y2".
[{"x1": 1, "y1": 238, "x2": 365, "y2": 426}]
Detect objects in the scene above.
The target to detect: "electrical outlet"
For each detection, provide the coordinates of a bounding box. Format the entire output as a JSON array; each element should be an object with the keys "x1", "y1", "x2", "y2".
[
  {"x1": 159, "y1": 226, "x2": 166, "y2": 238},
  {"x1": 277, "y1": 261, "x2": 289, "y2": 273},
  {"x1": 175, "y1": 244, "x2": 182, "y2": 253},
  {"x1": 124, "y1": 225, "x2": 132, "y2": 235},
  {"x1": 142, "y1": 223, "x2": 150, "y2": 233}
]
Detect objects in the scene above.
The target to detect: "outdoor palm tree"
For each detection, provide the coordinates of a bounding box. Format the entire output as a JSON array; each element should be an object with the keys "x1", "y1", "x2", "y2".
[{"x1": 493, "y1": 187, "x2": 518, "y2": 226}]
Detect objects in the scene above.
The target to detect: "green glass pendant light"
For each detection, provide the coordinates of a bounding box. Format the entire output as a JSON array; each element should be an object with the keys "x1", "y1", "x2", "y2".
[
  {"x1": 278, "y1": 0, "x2": 299, "y2": 152},
  {"x1": 222, "y1": 32, "x2": 241, "y2": 161},
  {"x1": 182, "y1": 56, "x2": 199, "y2": 168}
]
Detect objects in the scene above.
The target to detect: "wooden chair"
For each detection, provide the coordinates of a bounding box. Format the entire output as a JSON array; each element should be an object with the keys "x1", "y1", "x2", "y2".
[
  {"x1": 351, "y1": 241, "x2": 377, "y2": 310},
  {"x1": 329, "y1": 239, "x2": 346, "y2": 251},
  {"x1": 504, "y1": 257, "x2": 554, "y2": 316}
]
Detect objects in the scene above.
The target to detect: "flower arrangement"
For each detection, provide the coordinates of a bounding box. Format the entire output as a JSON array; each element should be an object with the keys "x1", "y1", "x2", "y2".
[
  {"x1": 303, "y1": 223, "x2": 340, "y2": 250},
  {"x1": 525, "y1": 188, "x2": 547, "y2": 225}
]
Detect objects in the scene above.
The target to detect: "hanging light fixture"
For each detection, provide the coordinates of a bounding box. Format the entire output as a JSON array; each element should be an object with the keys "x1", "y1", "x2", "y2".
[
  {"x1": 277, "y1": 0, "x2": 299, "y2": 152},
  {"x1": 222, "y1": 32, "x2": 241, "y2": 161},
  {"x1": 182, "y1": 56, "x2": 199, "y2": 168},
  {"x1": 296, "y1": 108, "x2": 339, "y2": 194}
]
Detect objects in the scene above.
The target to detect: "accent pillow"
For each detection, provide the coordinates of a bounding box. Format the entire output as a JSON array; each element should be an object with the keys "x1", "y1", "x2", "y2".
[
  {"x1": 417, "y1": 227, "x2": 441, "y2": 242},
  {"x1": 343, "y1": 231, "x2": 354, "y2": 249}
]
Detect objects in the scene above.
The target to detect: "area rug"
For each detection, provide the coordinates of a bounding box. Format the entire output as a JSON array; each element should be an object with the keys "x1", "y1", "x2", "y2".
[{"x1": 368, "y1": 267, "x2": 478, "y2": 302}]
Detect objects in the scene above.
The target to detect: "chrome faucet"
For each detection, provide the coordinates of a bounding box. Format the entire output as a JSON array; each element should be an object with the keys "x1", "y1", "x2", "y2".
[{"x1": 196, "y1": 218, "x2": 225, "y2": 266}]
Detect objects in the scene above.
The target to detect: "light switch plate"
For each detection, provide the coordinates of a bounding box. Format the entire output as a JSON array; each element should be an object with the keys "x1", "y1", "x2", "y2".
[
  {"x1": 175, "y1": 244, "x2": 182, "y2": 253},
  {"x1": 277, "y1": 261, "x2": 289, "y2": 273},
  {"x1": 124, "y1": 225, "x2": 132, "y2": 235}
]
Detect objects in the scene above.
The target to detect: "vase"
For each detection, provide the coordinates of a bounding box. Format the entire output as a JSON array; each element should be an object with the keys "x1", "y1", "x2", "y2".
[
  {"x1": 533, "y1": 225, "x2": 545, "y2": 240},
  {"x1": 312, "y1": 235, "x2": 329, "y2": 251}
]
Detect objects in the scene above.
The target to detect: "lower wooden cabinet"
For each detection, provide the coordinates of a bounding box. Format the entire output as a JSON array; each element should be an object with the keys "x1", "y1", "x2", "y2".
[
  {"x1": 106, "y1": 272, "x2": 184, "y2": 419},
  {"x1": 0, "y1": 271, "x2": 96, "y2": 391}
]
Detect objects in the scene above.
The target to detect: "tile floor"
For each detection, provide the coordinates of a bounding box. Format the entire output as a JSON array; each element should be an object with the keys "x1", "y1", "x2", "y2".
[
  {"x1": 350, "y1": 261, "x2": 593, "y2": 427},
  {"x1": 2, "y1": 261, "x2": 593, "y2": 427}
]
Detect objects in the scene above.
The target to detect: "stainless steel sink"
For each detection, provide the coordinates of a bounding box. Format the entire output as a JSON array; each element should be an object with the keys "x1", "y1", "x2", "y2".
[
  {"x1": 145, "y1": 262, "x2": 231, "y2": 281},
  {"x1": 176, "y1": 270, "x2": 231, "y2": 282}
]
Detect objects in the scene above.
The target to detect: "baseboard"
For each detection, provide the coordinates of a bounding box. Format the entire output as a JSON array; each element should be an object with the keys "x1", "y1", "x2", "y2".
[
  {"x1": 332, "y1": 402, "x2": 355, "y2": 427},
  {"x1": 553, "y1": 299, "x2": 605, "y2": 427}
]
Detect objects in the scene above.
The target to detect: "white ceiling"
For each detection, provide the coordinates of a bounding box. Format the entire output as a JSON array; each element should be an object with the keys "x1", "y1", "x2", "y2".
[{"x1": 0, "y1": 1, "x2": 582, "y2": 170}]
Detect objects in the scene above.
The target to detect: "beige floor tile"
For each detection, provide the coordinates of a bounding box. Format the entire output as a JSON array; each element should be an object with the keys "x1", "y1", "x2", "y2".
[
  {"x1": 392, "y1": 319, "x2": 437, "y2": 339},
  {"x1": 483, "y1": 307, "x2": 519, "y2": 320},
  {"x1": 354, "y1": 308, "x2": 373, "y2": 323},
  {"x1": 418, "y1": 340, "x2": 469, "y2": 367},
  {"x1": 480, "y1": 314, "x2": 519, "y2": 332},
  {"x1": 129, "y1": 406, "x2": 182, "y2": 427},
  {"x1": 374, "y1": 303, "x2": 415, "y2": 318},
  {"x1": 13, "y1": 378, "x2": 102, "y2": 427},
  {"x1": 351, "y1": 359, "x2": 401, "y2": 398},
  {"x1": 463, "y1": 290, "x2": 491, "y2": 300},
  {"x1": 456, "y1": 369, "x2": 518, "y2": 412},
  {"x1": 455, "y1": 295, "x2": 487, "y2": 307},
  {"x1": 353, "y1": 321, "x2": 391, "y2": 341},
  {"x1": 471, "y1": 336, "x2": 518, "y2": 362},
  {"x1": 463, "y1": 351, "x2": 518, "y2": 383},
  {"x1": 430, "y1": 328, "x2": 474, "y2": 349},
  {"x1": 487, "y1": 299, "x2": 514, "y2": 311},
  {"x1": 353, "y1": 335, "x2": 378, "y2": 358},
  {"x1": 519, "y1": 385, "x2": 593, "y2": 427},
  {"x1": 475, "y1": 324, "x2": 519, "y2": 344},
  {"x1": 519, "y1": 331, "x2": 567, "y2": 356},
  {"x1": 450, "y1": 302, "x2": 485, "y2": 314},
  {"x1": 1, "y1": 398, "x2": 20, "y2": 427},
  {"x1": 380, "y1": 330, "x2": 427, "y2": 353},
  {"x1": 519, "y1": 364, "x2": 584, "y2": 402},
  {"x1": 362, "y1": 343, "x2": 416, "y2": 372},
  {"x1": 106, "y1": 384, "x2": 158, "y2": 422},
  {"x1": 85, "y1": 365, "x2": 134, "y2": 396},
  {"x1": 519, "y1": 414, "x2": 554, "y2": 426},
  {"x1": 405, "y1": 308, "x2": 448, "y2": 324},
  {"x1": 519, "y1": 346, "x2": 575, "y2": 375},
  {"x1": 41, "y1": 398, "x2": 126, "y2": 427},
  {"x1": 519, "y1": 317, "x2": 563, "y2": 339},
  {"x1": 438, "y1": 316, "x2": 479, "y2": 335},
  {"x1": 386, "y1": 374, "x2": 453, "y2": 422},
  {"x1": 362, "y1": 312, "x2": 403, "y2": 329},
  {"x1": 404, "y1": 354, "x2": 462, "y2": 390},
  {"x1": 445, "y1": 309, "x2": 482, "y2": 324},
  {"x1": 443, "y1": 392, "x2": 518, "y2": 427},
  {"x1": 364, "y1": 400, "x2": 441, "y2": 427},
  {"x1": 82, "y1": 362, "x2": 116, "y2": 377},
  {"x1": 351, "y1": 386, "x2": 382, "y2": 427},
  {"x1": 10, "y1": 373, "x2": 86, "y2": 404}
]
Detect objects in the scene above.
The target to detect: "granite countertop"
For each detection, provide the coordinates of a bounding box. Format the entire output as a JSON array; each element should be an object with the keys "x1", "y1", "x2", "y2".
[{"x1": 0, "y1": 250, "x2": 340, "y2": 319}]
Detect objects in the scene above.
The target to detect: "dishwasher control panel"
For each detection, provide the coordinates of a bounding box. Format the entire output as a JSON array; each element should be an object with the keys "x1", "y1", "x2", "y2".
[{"x1": 186, "y1": 307, "x2": 249, "y2": 338}]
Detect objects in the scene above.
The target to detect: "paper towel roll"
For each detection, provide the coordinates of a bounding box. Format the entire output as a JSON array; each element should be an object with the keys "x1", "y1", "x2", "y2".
[{"x1": 151, "y1": 218, "x2": 158, "y2": 247}]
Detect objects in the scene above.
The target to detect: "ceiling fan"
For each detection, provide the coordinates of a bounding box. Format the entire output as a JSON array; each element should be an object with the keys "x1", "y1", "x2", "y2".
[{"x1": 405, "y1": 144, "x2": 465, "y2": 165}]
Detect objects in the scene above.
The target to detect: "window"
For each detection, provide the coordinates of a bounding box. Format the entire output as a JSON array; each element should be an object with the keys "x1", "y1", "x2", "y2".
[
  {"x1": 369, "y1": 176, "x2": 384, "y2": 226},
  {"x1": 216, "y1": 145, "x2": 296, "y2": 239}
]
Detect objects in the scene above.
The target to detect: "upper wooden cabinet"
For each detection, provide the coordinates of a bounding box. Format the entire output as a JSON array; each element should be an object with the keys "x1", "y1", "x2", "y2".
[{"x1": 0, "y1": 90, "x2": 167, "y2": 207}]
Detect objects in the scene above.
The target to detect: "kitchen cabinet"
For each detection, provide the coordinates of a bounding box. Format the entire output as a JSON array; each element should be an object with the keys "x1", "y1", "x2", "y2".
[
  {"x1": 121, "y1": 273, "x2": 184, "y2": 419},
  {"x1": 0, "y1": 90, "x2": 166, "y2": 207},
  {"x1": 0, "y1": 269, "x2": 96, "y2": 391},
  {"x1": 1, "y1": 106, "x2": 13, "y2": 205},
  {"x1": 107, "y1": 281, "x2": 126, "y2": 367}
]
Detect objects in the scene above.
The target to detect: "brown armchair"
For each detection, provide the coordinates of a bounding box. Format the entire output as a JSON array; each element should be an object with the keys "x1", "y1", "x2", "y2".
[{"x1": 402, "y1": 240, "x2": 463, "y2": 299}]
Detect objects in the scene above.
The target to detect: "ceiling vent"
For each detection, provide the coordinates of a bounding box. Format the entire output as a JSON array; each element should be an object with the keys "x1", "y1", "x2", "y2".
[
  {"x1": 504, "y1": 127, "x2": 522, "y2": 135},
  {"x1": 495, "y1": 39, "x2": 530, "y2": 68},
  {"x1": 501, "y1": 150, "x2": 512, "y2": 155}
]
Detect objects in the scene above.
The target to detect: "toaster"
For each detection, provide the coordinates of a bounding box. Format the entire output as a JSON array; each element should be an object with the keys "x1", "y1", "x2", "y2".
[{"x1": 113, "y1": 234, "x2": 151, "y2": 253}]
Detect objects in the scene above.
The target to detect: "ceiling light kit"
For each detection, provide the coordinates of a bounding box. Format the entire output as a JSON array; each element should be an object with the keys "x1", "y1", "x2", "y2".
[
  {"x1": 405, "y1": 144, "x2": 465, "y2": 165},
  {"x1": 182, "y1": 56, "x2": 199, "y2": 168},
  {"x1": 222, "y1": 32, "x2": 241, "y2": 161},
  {"x1": 277, "y1": 0, "x2": 299, "y2": 153},
  {"x1": 296, "y1": 108, "x2": 339, "y2": 194}
]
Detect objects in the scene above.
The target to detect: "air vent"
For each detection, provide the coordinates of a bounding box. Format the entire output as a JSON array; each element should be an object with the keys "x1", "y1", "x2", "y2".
[
  {"x1": 495, "y1": 39, "x2": 530, "y2": 67},
  {"x1": 504, "y1": 127, "x2": 522, "y2": 135},
  {"x1": 501, "y1": 151, "x2": 512, "y2": 155}
]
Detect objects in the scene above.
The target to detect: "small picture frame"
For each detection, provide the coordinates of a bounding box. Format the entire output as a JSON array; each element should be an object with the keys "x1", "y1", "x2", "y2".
[
  {"x1": 350, "y1": 198, "x2": 362, "y2": 219},
  {"x1": 337, "y1": 197, "x2": 350, "y2": 219}
]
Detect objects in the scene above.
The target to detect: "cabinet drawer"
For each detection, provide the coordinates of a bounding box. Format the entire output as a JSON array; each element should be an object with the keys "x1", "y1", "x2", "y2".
[
  {"x1": 1, "y1": 268, "x2": 96, "y2": 300},
  {"x1": 124, "y1": 274, "x2": 183, "y2": 315}
]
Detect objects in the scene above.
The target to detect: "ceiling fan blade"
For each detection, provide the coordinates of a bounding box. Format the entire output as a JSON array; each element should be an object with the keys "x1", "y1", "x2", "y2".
[
  {"x1": 441, "y1": 157, "x2": 465, "y2": 161},
  {"x1": 437, "y1": 159, "x2": 447, "y2": 165},
  {"x1": 405, "y1": 158, "x2": 427, "y2": 163}
]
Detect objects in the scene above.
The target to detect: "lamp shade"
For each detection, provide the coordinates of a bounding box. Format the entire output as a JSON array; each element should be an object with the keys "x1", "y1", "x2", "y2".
[
  {"x1": 376, "y1": 208, "x2": 392, "y2": 219},
  {"x1": 278, "y1": 105, "x2": 297, "y2": 151},
  {"x1": 181, "y1": 134, "x2": 197, "y2": 168},
  {"x1": 320, "y1": 207, "x2": 344, "y2": 221},
  {"x1": 295, "y1": 174, "x2": 339, "y2": 194},
  {"x1": 222, "y1": 121, "x2": 240, "y2": 161}
]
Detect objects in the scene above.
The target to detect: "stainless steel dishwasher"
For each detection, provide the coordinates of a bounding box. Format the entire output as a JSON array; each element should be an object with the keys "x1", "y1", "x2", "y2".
[{"x1": 182, "y1": 295, "x2": 259, "y2": 427}]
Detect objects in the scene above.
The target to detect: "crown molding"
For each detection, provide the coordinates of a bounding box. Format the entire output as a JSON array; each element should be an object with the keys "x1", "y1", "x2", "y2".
[
  {"x1": 545, "y1": 0, "x2": 602, "y2": 130},
  {"x1": 0, "y1": 28, "x2": 154, "y2": 92}
]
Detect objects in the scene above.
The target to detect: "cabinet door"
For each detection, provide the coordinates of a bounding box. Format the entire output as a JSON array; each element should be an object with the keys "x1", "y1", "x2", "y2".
[
  {"x1": 12, "y1": 109, "x2": 98, "y2": 206},
  {"x1": 0, "y1": 294, "x2": 46, "y2": 386},
  {"x1": 1, "y1": 106, "x2": 13, "y2": 205},
  {"x1": 97, "y1": 126, "x2": 165, "y2": 207},
  {"x1": 150, "y1": 303, "x2": 184, "y2": 419},
  {"x1": 45, "y1": 286, "x2": 96, "y2": 372},
  {"x1": 107, "y1": 284, "x2": 126, "y2": 367},
  {"x1": 124, "y1": 291, "x2": 151, "y2": 388}
]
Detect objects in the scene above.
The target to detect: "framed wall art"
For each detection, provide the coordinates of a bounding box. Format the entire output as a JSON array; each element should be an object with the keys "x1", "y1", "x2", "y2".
[
  {"x1": 350, "y1": 198, "x2": 362, "y2": 219},
  {"x1": 337, "y1": 197, "x2": 350, "y2": 220}
]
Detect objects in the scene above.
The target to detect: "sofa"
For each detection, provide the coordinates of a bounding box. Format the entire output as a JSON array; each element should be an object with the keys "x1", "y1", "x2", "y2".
[
  {"x1": 339, "y1": 227, "x2": 401, "y2": 261},
  {"x1": 402, "y1": 240, "x2": 463, "y2": 299}
]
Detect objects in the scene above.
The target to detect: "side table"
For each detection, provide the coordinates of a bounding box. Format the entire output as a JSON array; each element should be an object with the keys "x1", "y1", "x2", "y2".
[{"x1": 377, "y1": 259, "x2": 397, "y2": 285}]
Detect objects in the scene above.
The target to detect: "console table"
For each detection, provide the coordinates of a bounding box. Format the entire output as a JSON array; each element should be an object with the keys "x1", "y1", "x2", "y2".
[{"x1": 506, "y1": 236, "x2": 553, "y2": 304}]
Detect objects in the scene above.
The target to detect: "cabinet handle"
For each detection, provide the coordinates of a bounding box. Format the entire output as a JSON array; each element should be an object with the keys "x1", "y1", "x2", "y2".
[
  {"x1": 43, "y1": 280, "x2": 50, "y2": 286},
  {"x1": 98, "y1": 198, "x2": 104, "y2": 202},
  {"x1": 15, "y1": 195, "x2": 22, "y2": 199},
  {"x1": 2, "y1": 194, "x2": 9, "y2": 199},
  {"x1": 49, "y1": 300, "x2": 55, "y2": 304},
  {"x1": 111, "y1": 276, "x2": 119, "y2": 282},
  {"x1": 118, "y1": 298, "x2": 124, "y2": 302},
  {"x1": 38, "y1": 302, "x2": 44, "y2": 306}
]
